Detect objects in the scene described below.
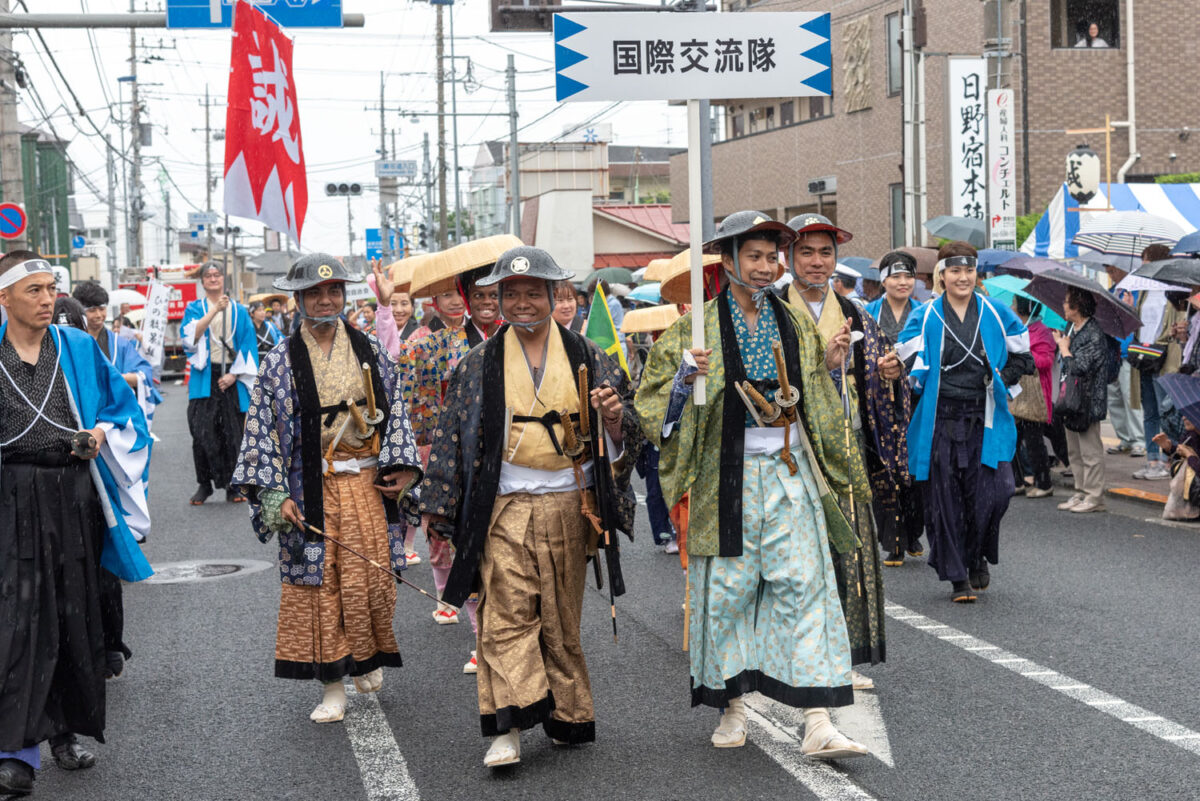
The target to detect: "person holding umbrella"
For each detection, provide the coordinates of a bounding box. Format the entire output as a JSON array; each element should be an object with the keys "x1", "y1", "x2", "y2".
[
  {"x1": 1051, "y1": 288, "x2": 1110, "y2": 513},
  {"x1": 1152, "y1": 373, "x2": 1200, "y2": 520},
  {"x1": 896, "y1": 242, "x2": 1034, "y2": 602}
]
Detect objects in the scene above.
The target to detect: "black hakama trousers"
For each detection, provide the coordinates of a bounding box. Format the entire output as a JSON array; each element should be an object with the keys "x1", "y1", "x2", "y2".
[
  {"x1": 187, "y1": 368, "x2": 245, "y2": 489},
  {"x1": 0, "y1": 457, "x2": 108, "y2": 751},
  {"x1": 921, "y1": 399, "x2": 1014, "y2": 583}
]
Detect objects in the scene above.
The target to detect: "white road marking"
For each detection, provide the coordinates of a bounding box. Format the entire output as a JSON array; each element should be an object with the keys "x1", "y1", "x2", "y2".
[
  {"x1": 745, "y1": 699, "x2": 879, "y2": 801},
  {"x1": 831, "y1": 691, "x2": 894, "y2": 768},
  {"x1": 885, "y1": 602, "x2": 1200, "y2": 758},
  {"x1": 343, "y1": 682, "x2": 421, "y2": 801}
]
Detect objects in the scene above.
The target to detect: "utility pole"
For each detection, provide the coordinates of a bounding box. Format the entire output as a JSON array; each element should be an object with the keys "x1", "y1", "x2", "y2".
[
  {"x1": 163, "y1": 180, "x2": 171, "y2": 264},
  {"x1": 449, "y1": 5, "x2": 462, "y2": 244},
  {"x1": 105, "y1": 134, "x2": 117, "y2": 284},
  {"x1": 0, "y1": 0, "x2": 26, "y2": 250},
  {"x1": 423, "y1": 131, "x2": 433, "y2": 246},
  {"x1": 346, "y1": 195, "x2": 354, "y2": 256},
  {"x1": 435, "y1": 4, "x2": 447, "y2": 250},
  {"x1": 204, "y1": 84, "x2": 213, "y2": 261},
  {"x1": 506, "y1": 55, "x2": 521, "y2": 237},
  {"x1": 128, "y1": 0, "x2": 143, "y2": 267},
  {"x1": 378, "y1": 71, "x2": 391, "y2": 260}
]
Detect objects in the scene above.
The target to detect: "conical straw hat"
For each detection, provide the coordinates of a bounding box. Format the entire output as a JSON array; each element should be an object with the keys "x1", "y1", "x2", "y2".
[
  {"x1": 620, "y1": 304, "x2": 681, "y2": 334},
  {"x1": 386, "y1": 252, "x2": 433, "y2": 296},
  {"x1": 409, "y1": 234, "x2": 523, "y2": 298},
  {"x1": 643, "y1": 257, "x2": 673, "y2": 283},
  {"x1": 660, "y1": 251, "x2": 723, "y2": 305},
  {"x1": 248, "y1": 292, "x2": 288, "y2": 306}
]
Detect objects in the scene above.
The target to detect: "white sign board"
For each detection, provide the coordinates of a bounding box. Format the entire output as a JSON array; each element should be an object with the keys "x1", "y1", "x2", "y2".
[
  {"x1": 554, "y1": 12, "x2": 832, "y2": 102},
  {"x1": 188, "y1": 211, "x2": 219, "y2": 227},
  {"x1": 375, "y1": 160, "x2": 419, "y2": 179},
  {"x1": 139, "y1": 280, "x2": 172, "y2": 368},
  {"x1": 947, "y1": 58, "x2": 988, "y2": 220},
  {"x1": 987, "y1": 89, "x2": 1017, "y2": 248}
]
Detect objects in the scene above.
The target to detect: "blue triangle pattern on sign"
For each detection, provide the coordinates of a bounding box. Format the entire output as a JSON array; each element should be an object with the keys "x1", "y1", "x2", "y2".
[
  {"x1": 800, "y1": 38, "x2": 831, "y2": 69},
  {"x1": 556, "y1": 74, "x2": 589, "y2": 102},
  {"x1": 799, "y1": 12, "x2": 830, "y2": 42},
  {"x1": 554, "y1": 14, "x2": 587, "y2": 42},
  {"x1": 556, "y1": 43, "x2": 587, "y2": 72},
  {"x1": 802, "y1": 69, "x2": 832, "y2": 97}
]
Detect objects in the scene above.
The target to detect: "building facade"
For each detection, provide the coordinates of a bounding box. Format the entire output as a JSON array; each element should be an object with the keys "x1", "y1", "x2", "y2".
[{"x1": 669, "y1": 0, "x2": 1200, "y2": 258}]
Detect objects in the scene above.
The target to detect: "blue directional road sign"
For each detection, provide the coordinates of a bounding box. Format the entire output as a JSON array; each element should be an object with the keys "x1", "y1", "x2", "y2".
[
  {"x1": 72, "y1": 234, "x2": 87, "y2": 250},
  {"x1": 167, "y1": 0, "x2": 343, "y2": 29},
  {"x1": 365, "y1": 228, "x2": 400, "y2": 261}
]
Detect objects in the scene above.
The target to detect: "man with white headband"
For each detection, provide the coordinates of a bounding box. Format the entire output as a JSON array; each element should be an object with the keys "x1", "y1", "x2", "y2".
[
  {"x1": 421, "y1": 246, "x2": 640, "y2": 769},
  {"x1": 896, "y1": 241, "x2": 1033, "y2": 603},
  {"x1": 865, "y1": 250, "x2": 927, "y2": 566},
  {"x1": 638, "y1": 211, "x2": 868, "y2": 759},
  {"x1": 181, "y1": 262, "x2": 259, "y2": 505},
  {"x1": 0, "y1": 251, "x2": 153, "y2": 796},
  {"x1": 231, "y1": 253, "x2": 422, "y2": 725}
]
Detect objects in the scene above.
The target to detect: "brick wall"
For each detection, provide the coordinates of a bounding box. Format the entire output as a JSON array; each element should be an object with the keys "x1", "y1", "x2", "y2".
[{"x1": 670, "y1": 0, "x2": 1200, "y2": 259}]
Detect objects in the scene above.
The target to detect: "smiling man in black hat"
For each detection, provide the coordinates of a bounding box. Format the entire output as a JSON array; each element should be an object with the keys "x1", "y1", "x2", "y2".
[
  {"x1": 420, "y1": 246, "x2": 642, "y2": 769},
  {"x1": 231, "y1": 253, "x2": 422, "y2": 725},
  {"x1": 637, "y1": 211, "x2": 869, "y2": 758}
]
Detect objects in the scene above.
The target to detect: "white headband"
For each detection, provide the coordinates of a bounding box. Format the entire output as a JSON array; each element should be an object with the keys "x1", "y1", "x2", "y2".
[
  {"x1": 0, "y1": 258, "x2": 53, "y2": 291},
  {"x1": 935, "y1": 255, "x2": 977, "y2": 273}
]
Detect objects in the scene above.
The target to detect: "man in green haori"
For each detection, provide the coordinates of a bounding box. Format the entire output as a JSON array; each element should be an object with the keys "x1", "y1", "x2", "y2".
[{"x1": 636, "y1": 211, "x2": 871, "y2": 760}]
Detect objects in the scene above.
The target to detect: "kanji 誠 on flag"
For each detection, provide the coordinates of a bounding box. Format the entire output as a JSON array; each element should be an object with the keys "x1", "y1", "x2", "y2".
[
  {"x1": 223, "y1": 0, "x2": 308, "y2": 244},
  {"x1": 584, "y1": 285, "x2": 629, "y2": 378}
]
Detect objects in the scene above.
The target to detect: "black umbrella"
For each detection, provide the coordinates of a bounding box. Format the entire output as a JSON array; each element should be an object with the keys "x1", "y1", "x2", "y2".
[
  {"x1": 1024, "y1": 268, "x2": 1141, "y2": 338},
  {"x1": 995, "y1": 255, "x2": 1067, "y2": 279},
  {"x1": 1133, "y1": 258, "x2": 1200, "y2": 288},
  {"x1": 1157, "y1": 373, "x2": 1200, "y2": 430}
]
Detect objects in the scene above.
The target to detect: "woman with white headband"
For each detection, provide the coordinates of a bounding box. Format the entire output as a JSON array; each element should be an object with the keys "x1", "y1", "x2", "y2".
[{"x1": 895, "y1": 241, "x2": 1034, "y2": 603}]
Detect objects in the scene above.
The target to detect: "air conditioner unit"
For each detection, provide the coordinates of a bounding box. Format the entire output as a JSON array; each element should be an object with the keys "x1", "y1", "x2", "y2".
[{"x1": 808, "y1": 176, "x2": 837, "y2": 195}]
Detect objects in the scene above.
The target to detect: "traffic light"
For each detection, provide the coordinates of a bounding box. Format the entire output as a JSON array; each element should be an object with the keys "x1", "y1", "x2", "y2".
[
  {"x1": 325, "y1": 182, "x2": 363, "y2": 196},
  {"x1": 418, "y1": 223, "x2": 428, "y2": 249}
]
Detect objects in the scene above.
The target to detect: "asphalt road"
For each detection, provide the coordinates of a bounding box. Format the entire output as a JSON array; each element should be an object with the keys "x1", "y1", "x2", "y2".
[{"x1": 32, "y1": 391, "x2": 1200, "y2": 801}]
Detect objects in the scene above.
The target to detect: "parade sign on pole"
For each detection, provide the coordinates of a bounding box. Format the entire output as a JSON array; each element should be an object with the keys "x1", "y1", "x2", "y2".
[
  {"x1": 947, "y1": 57, "x2": 988, "y2": 221},
  {"x1": 554, "y1": 11, "x2": 832, "y2": 402},
  {"x1": 987, "y1": 89, "x2": 1017, "y2": 249},
  {"x1": 224, "y1": 1, "x2": 309, "y2": 245},
  {"x1": 139, "y1": 280, "x2": 172, "y2": 368}
]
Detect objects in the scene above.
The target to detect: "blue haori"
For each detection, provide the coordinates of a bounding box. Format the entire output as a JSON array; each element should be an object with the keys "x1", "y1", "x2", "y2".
[{"x1": 687, "y1": 442, "x2": 854, "y2": 710}]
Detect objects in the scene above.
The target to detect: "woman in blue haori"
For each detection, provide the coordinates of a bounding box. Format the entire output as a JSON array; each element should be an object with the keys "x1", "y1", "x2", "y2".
[{"x1": 896, "y1": 242, "x2": 1033, "y2": 603}]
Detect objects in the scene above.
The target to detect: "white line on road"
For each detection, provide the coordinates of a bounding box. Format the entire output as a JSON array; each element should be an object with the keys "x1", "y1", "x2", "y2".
[
  {"x1": 343, "y1": 682, "x2": 422, "y2": 801},
  {"x1": 745, "y1": 700, "x2": 878, "y2": 801},
  {"x1": 885, "y1": 602, "x2": 1200, "y2": 758}
]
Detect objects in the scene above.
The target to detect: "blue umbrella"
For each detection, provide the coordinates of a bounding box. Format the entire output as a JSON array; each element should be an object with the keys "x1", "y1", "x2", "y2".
[
  {"x1": 982, "y1": 274, "x2": 1068, "y2": 330},
  {"x1": 1173, "y1": 231, "x2": 1200, "y2": 256},
  {"x1": 1156, "y1": 373, "x2": 1200, "y2": 430},
  {"x1": 628, "y1": 283, "x2": 662, "y2": 304},
  {"x1": 976, "y1": 248, "x2": 1020, "y2": 270}
]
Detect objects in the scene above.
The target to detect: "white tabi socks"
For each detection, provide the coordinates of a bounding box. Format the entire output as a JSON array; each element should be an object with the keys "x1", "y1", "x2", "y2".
[
  {"x1": 310, "y1": 681, "x2": 347, "y2": 724},
  {"x1": 711, "y1": 696, "x2": 747, "y2": 748},
  {"x1": 353, "y1": 668, "x2": 383, "y2": 694},
  {"x1": 483, "y1": 728, "x2": 521, "y2": 768},
  {"x1": 801, "y1": 707, "x2": 868, "y2": 760}
]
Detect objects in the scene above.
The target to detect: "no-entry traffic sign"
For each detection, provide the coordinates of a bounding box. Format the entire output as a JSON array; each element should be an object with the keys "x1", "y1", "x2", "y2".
[{"x1": 0, "y1": 203, "x2": 26, "y2": 240}]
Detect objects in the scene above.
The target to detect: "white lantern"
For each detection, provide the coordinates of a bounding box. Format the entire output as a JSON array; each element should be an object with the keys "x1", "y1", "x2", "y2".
[{"x1": 1066, "y1": 145, "x2": 1101, "y2": 204}]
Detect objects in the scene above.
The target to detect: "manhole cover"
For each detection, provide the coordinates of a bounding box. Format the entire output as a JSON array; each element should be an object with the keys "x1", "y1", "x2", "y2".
[{"x1": 143, "y1": 559, "x2": 274, "y2": 585}]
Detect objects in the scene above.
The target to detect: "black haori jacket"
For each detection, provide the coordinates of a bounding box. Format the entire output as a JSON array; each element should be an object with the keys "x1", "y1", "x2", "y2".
[{"x1": 419, "y1": 322, "x2": 643, "y2": 608}]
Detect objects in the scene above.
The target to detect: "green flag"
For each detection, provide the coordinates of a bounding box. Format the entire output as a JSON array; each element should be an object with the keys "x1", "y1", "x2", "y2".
[{"x1": 584, "y1": 284, "x2": 630, "y2": 378}]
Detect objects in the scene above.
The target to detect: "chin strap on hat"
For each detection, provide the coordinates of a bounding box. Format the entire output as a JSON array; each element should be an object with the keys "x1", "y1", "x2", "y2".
[
  {"x1": 294, "y1": 292, "x2": 342, "y2": 328},
  {"x1": 503, "y1": 279, "x2": 557, "y2": 330},
  {"x1": 788, "y1": 235, "x2": 840, "y2": 290},
  {"x1": 724, "y1": 237, "x2": 773, "y2": 310}
]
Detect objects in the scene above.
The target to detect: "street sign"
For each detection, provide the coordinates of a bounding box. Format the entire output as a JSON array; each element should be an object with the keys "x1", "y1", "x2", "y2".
[
  {"x1": 72, "y1": 234, "x2": 87, "y2": 250},
  {"x1": 553, "y1": 12, "x2": 832, "y2": 102},
  {"x1": 430, "y1": 0, "x2": 454, "y2": 5},
  {"x1": 365, "y1": 228, "x2": 399, "y2": 261},
  {"x1": 187, "y1": 211, "x2": 219, "y2": 227},
  {"x1": 375, "y1": 160, "x2": 419, "y2": 179},
  {"x1": 987, "y1": 89, "x2": 1017, "y2": 249},
  {"x1": 166, "y1": 0, "x2": 343, "y2": 29},
  {"x1": 0, "y1": 203, "x2": 26, "y2": 240}
]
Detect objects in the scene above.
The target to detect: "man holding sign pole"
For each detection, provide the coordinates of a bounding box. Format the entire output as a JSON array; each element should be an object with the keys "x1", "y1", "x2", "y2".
[{"x1": 637, "y1": 212, "x2": 868, "y2": 758}]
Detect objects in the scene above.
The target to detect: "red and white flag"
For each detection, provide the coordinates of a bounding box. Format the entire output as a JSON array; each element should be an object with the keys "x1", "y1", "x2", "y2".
[{"x1": 223, "y1": 1, "x2": 307, "y2": 244}]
